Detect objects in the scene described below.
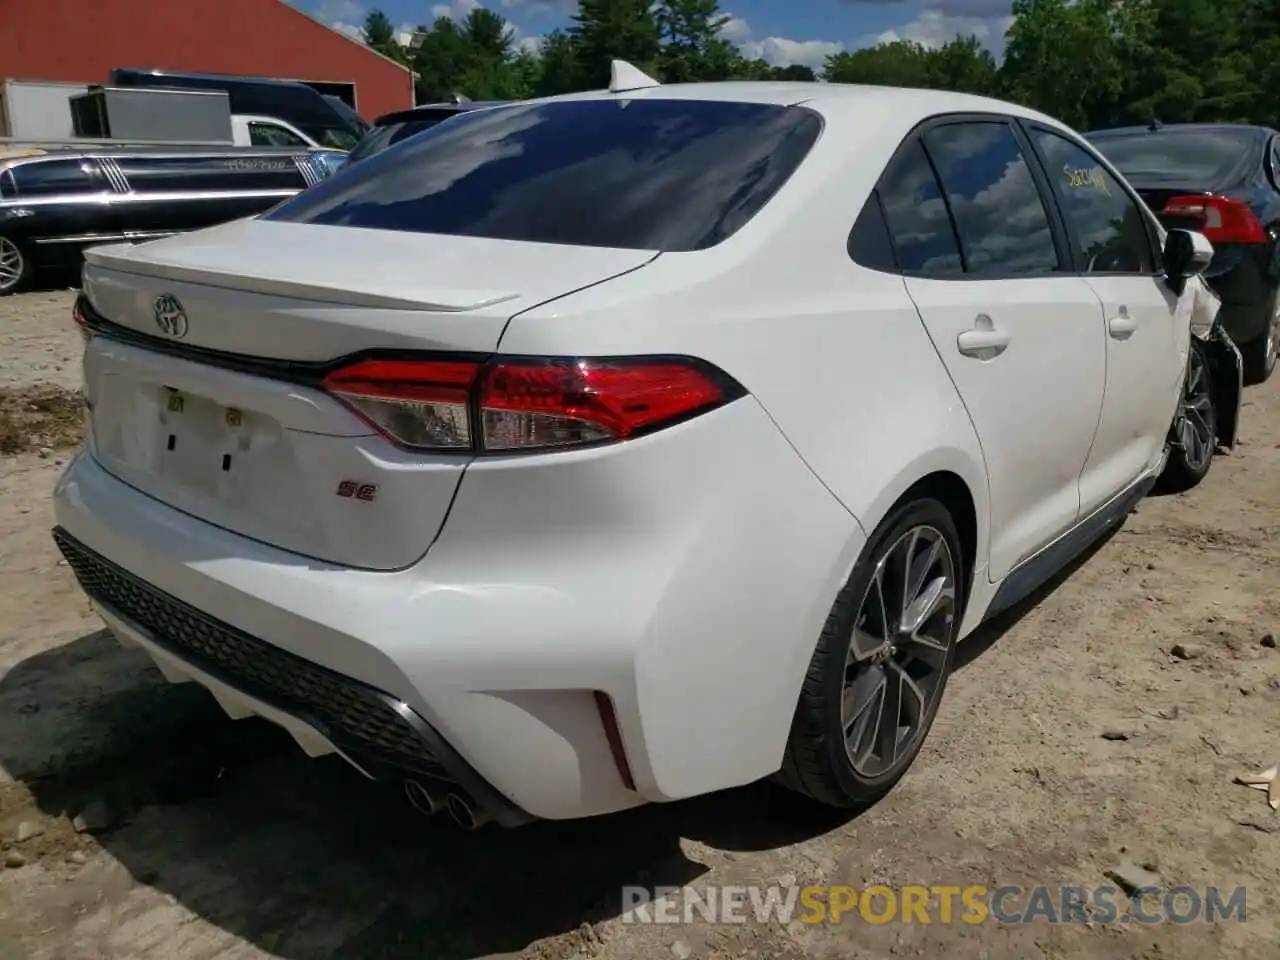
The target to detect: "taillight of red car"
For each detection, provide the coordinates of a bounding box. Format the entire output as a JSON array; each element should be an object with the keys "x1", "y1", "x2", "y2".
[
  {"x1": 1161, "y1": 194, "x2": 1267, "y2": 244},
  {"x1": 322, "y1": 355, "x2": 742, "y2": 453}
]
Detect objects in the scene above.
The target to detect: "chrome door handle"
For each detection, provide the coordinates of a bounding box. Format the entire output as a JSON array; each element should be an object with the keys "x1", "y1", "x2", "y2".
[{"x1": 957, "y1": 314, "x2": 1010, "y2": 359}]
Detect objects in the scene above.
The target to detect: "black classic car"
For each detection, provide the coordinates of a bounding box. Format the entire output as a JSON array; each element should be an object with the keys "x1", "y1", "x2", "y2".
[{"x1": 0, "y1": 147, "x2": 343, "y2": 294}]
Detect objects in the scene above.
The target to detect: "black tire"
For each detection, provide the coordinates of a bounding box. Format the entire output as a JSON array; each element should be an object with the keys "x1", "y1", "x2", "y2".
[
  {"x1": 779, "y1": 497, "x2": 965, "y2": 809},
  {"x1": 1157, "y1": 338, "x2": 1216, "y2": 494},
  {"x1": 1239, "y1": 305, "x2": 1277, "y2": 386},
  {"x1": 0, "y1": 236, "x2": 31, "y2": 296}
]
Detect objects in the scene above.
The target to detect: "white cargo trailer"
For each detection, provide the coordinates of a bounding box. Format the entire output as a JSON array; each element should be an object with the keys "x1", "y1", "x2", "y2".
[{"x1": 0, "y1": 79, "x2": 89, "y2": 139}]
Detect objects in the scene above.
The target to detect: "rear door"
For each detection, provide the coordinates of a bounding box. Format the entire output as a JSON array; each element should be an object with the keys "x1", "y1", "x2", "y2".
[
  {"x1": 1025, "y1": 124, "x2": 1183, "y2": 515},
  {"x1": 885, "y1": 119, "x2": 1109, "y2": 581}
]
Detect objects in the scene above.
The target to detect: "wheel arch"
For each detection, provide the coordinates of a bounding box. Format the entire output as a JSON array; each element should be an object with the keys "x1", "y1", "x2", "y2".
[
  {"x1": 854, "y1": 448, "x2": 990, "y2": 608},
  {"x1": 777, "y1": 453, "x2": 988, "y2": 748}
]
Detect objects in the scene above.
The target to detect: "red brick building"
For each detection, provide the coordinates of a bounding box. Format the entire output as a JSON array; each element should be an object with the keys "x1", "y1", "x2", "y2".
[{"x1": 0, "y1": 0, "x2": 414, "y2": 120}]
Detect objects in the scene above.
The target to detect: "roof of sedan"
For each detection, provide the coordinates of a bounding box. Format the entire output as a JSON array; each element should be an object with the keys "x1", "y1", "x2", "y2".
[{"x1": 542, "y1": 80, "x2": 1066, "y2": 128}]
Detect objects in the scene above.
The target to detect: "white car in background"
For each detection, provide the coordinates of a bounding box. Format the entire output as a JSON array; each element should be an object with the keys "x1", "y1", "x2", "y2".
[{"x1": 53, "y1": 64, "x2": 1239, "y2": 830}]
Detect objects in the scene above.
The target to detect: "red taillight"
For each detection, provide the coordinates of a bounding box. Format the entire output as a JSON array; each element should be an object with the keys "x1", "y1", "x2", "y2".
[
  {"x1": 323, "y1": 358, "x2": 482, "y2": 450},
  {"x1": 479, "y1": 359, "x2": 728, "y2": 451},
  {"x1": 322, "y1": 355, "x2": 737, "y2": 453},
  {"x1": 1161, "y1": 194, "x2": 1266, "y2": 244}
]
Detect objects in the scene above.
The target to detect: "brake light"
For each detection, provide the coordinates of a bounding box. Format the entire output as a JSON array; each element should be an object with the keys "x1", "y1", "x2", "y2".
[
  {"x1": 1161, "y1": 194, "x2": 1266, "y2": 244},
  {"x1": 323, "y1": 358, "x2": 480, "y2": 449},
  {"x1": 322, "y1": 355, "x2": 740, "y2": 453}
]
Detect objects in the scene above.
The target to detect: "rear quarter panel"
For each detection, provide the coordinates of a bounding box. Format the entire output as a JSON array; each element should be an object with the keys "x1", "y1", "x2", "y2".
[{"x1": 497, "y1": 101, "x2": 992, "y2": 630}]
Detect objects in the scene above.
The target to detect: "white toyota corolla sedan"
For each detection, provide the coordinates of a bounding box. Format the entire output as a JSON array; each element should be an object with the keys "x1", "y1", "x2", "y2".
[{"x1": 53, "y1": 63, "x2": 1235, "y2": 830}]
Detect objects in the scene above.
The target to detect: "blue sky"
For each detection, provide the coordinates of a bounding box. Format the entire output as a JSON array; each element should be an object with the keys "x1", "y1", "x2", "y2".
[{"x1": 299, "y1": 0, "x2": 1016, "y2": 69}]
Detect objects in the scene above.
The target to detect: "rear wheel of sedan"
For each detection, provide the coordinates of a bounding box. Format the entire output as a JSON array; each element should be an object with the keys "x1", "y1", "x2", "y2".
[
  {"x1": 780, "y1": 498, "x2": 964, "y2": 809},
  {"x1": 0, "y1": 236, "x2": 31, "y2": 296},
  {"x1": 1158, "y1": 338, "x2": 1216, "y2": 494}
]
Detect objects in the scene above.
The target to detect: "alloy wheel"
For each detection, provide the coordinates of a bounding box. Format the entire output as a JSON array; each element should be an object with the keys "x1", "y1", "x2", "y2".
[
  {"x1": 841, "y1": 525, "x2": 957, "y2": 779},
  {"x1": 1178, "y1": 346, "x2": 1215, "y2": 473},
  {"x1": 0, "y1": 238, "x2": 23, "y2": 293}
]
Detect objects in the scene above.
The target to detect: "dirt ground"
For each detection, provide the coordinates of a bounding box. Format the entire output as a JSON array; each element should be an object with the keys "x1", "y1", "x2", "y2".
[{"x1": 1, "y1": 287, "x2": 1278, "y2": 960}]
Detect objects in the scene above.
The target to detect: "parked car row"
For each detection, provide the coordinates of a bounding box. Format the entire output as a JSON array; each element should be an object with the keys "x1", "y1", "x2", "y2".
[
  {"x1": 0, "y1": 145, "x2": 345, "y2": 294},
  {"x1": 48, "y1": 65, "x2": 1259, "y2": 833}
]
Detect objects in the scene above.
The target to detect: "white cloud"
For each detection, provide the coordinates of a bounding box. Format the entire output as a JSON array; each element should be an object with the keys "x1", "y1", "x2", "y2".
[
  {"x1": 718, "y1": 13, "x2": 844, "y2": 69},
  {"x1": 498, "y1": 0, "x2": 577, "y2": 10},
  {"x1": 865, "y1": 8, "x2": 1014, "y2": 51},
  {"x1": 517, "y1": 34, "x2": 546, "y2": 54},
  {"x1": 432, "y1": 0, "x2": 480, "y2": 20},
  {"x1": 329, "y1": 20, "x2": 364, "y2": 40},
  {"x1": 718, "y1": 15, "x2": 753, "y2": 44}
]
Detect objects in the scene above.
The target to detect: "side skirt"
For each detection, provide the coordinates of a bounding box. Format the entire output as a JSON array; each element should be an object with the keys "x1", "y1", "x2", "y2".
[{"x1": 982, "y1": 466, "x2": 1160, "y2": 623}]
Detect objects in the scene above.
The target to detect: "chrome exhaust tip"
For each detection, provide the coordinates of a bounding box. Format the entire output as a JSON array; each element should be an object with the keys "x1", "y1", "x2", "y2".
[
  {"x1": 446, "y1": 791, "x2": 493, "y2": 830},
  {"x1": 404, "y1": 778, "x2": 446, "y2": 816}
]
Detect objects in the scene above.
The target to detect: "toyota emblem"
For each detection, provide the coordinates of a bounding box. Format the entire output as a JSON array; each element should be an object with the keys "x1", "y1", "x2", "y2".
[{"x1": 153, "y1": 294, "x2": 188, "y2": 338}]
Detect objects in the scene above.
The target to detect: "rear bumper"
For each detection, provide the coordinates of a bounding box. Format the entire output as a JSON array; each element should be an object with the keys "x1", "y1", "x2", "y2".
[
  {"x1": 52, "y1": 397, "x2": 863, "y2": 823},
  {"x1": 1205, "y1": 247, "x2": 1277, "y2": 344}
]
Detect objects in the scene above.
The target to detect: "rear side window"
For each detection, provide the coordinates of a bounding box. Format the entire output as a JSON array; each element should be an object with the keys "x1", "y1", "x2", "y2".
[
  {"x1": 266, "y1": 99, "x2": 823, "y2": 252},
  {"x1": 876, "y1": 140, "x2": 964, "y2": 274},
  {"x1": 923, "y1": 122, "x2": 1059, "y2": 276},
  {"x1": 113, "y1": 155, "x2": 307, "y2": 193},
  {"x1": 8, "y1": 158, "x2": 107, "y2": 197}
]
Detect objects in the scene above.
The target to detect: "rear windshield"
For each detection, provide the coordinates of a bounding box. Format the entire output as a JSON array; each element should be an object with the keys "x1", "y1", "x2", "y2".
[
  {"x1": 1087, "y1": 129, "x2": 1261, "y2": 185},
  {"x1": 265, "y1": 98, "x2": 823, "y2": 252}
]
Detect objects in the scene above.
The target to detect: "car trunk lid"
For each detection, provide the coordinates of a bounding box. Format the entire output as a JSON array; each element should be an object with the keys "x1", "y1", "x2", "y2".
[{"x1": 79, "y1": 218, "x2": 658, "y2": 569}]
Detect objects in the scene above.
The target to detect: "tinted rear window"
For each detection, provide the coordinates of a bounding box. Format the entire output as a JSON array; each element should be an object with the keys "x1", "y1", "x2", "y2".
[
  {"x1": 265, "y1": 98, "x2": 823, "y2": 251},
  {"x1": 1087, "y1": 129, "x2": 1261, "y2": 185}
]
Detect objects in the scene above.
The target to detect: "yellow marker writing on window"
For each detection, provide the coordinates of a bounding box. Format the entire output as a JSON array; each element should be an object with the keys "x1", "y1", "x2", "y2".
[{"x1": 1063, "y1": 164, "x2": 1111, "y2": 196}]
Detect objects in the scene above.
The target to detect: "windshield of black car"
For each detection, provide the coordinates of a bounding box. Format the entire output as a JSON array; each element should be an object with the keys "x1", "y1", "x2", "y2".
[
  {"x1": 344, "y1": 118, "x2": 448, "y2": 164},
  {"x1": 307, "y1": 126, "x2": 360, "y2": 150},
  {"x1": 264, "y1": 98, "x2": 823, "y2": 252},
  {"x1": 1087, "y1": 129, "x2": 1260, "y2": 185}
]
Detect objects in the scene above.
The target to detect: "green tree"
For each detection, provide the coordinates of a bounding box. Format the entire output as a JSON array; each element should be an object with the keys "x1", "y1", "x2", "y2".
[
  {"x1": 824, "y1": 41, "x2": 938, "y2": 88},
  {"x1": 999, "y1": 0, "x2": 1139, "y2": 129},
  {"x1": 570, "y1": 0, "x2": 661, "y2": 88},
  {"x1": 463, "y1": 6, "x2": 515, "y2": 63},
  {"x1": 773, "y1": 64, "x2": 817, "y2": 82},
  {"x1": 535, "y1": 30, "x2": 585, "y2": 95},
  {"x1": 654, "y1": 0, "x2": 732, "y2": 82},
  {"x1": 362, "y1": 9, "x2": 407, "y2": 64},
  {"x1": 410, "y1": 16, "x2": 473, "y2": 101},
  {"x1": 930, "y1": 35, "x2": 998, "y2": 96}
]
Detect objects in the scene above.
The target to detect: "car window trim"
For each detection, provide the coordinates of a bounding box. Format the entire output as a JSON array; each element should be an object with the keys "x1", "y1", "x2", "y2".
[
  {"x1": 860, "y1": 111, "x2": 1074, "y2": 282},
  {"x1": 1020, "y1": 120, "x2": 1163, "y2": 278}
]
